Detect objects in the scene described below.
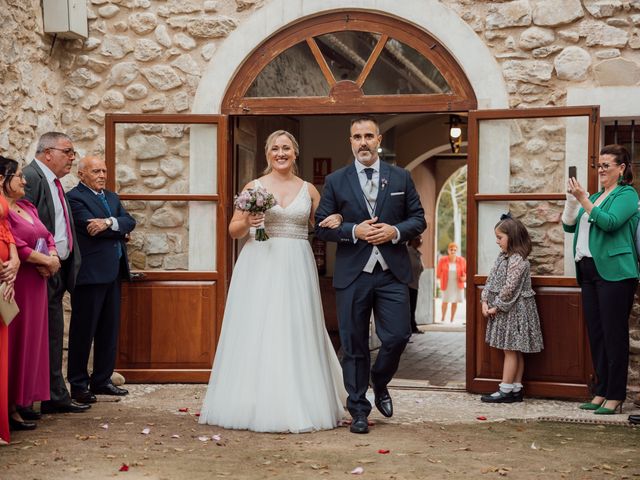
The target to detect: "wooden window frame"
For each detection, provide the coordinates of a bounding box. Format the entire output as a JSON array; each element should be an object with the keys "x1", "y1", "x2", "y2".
[
  {"x1": 104, "y1": 113, "x2": 229, "y2": 283},
  {"x1": 222, "y1": 11, "x2": 477, "y2": 115}
]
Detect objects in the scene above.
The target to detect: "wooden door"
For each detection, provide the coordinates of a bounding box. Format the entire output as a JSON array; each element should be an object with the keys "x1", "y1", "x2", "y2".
[
  {"x1": 105, "y1": 114, "x2": 229, "y2": 382},
  {"x1": 466, "y1": 106, "x2": 600, "y2": 399}
]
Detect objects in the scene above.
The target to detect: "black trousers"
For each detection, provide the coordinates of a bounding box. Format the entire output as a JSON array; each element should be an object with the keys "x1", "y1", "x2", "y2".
[
  {"x1": 336, "y1": 265, "x2": 411, "y2": 417},
  {"x1": 409, "y1": 287, "x2": 418, "y2": 332},
  {"x1": 578, "y1": 257, "x2": 637, "y2": 401},
  {"x1": 67, "y1": 280, "x2": 121, "y2": 391},
  {"x1": 42, "y1": 258, "x2": 74, "y2": 408}
]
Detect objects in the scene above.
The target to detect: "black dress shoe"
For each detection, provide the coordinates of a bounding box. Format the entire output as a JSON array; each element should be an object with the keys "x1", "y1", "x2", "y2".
[
  {"x1": 480, "y1": 390, "x2": 516, "y2": 403},
  {"x1": 350, "y1": 416, "x2": 369, "y2": 434},
  {"x1": 41, "y1": 400, "x2": 91, "y2": 414},
  {"x1": 373, "y1": 386, "x2": 393, "y2": 418},
  {"x1": 72, "y1": 389, "x2": 97, "y2": 404},
  {"x1": 9, "y1": 416, "x2": 37, "y2": 431},
  {"x1": 629, "y1": 415, "x2": 640, "y2": 425},
  {"x1": 91, "y1": 383, "x2": 128, "y2": 396},
  {"x1": 17, "y1": 406, "x2": 41, "y2": 421}
]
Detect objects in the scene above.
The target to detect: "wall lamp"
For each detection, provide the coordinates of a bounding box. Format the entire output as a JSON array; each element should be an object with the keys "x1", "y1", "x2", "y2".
[{"x1": 448, "y1": 114, "x2": 465, "y2": 153}]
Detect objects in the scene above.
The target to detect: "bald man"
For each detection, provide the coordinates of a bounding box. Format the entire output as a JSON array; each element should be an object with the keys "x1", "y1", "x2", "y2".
[{"x1": 66, "y1": 157, "x2": 136, "y2": 403}]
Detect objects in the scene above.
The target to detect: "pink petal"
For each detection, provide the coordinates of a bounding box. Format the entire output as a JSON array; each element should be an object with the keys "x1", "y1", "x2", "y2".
[{"x1": 351, "y1": 467, "x2": 364, "y2": 475}]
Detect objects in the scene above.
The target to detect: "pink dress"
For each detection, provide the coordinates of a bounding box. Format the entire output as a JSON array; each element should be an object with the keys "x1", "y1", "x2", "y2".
[
  {"x1": 7, "y1": 200, "x2": 55, "y2": 407},
  {"x1": 0, "y1": 194, "x2": 15, "y2": 443}
]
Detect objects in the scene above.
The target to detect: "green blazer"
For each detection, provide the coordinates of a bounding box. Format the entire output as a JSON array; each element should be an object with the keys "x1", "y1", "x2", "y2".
[{"x1": 563, "y1": 184, "x2": 640, "y2": 282}]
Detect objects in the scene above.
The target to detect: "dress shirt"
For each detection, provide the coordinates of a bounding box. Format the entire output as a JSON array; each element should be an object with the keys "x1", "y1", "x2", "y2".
[{"x1": 35, "y1": 159, "x2": 71, "y2": 260}]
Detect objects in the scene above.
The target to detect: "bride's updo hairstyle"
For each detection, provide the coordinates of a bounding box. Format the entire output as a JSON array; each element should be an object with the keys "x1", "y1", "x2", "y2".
[{"x1": 263, "y1": 130, "x2": 299, "y2": 175}]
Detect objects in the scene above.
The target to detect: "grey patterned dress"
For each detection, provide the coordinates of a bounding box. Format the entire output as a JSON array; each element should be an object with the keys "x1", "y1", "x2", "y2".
[{"x1": 481, "y1": 252, "x2": 543, "y2": 353}]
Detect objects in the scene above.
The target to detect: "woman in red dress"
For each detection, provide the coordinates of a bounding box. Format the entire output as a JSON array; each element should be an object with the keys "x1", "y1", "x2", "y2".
[{"x1": 0, "y1": 157, "x2": 20, "y2": 443}]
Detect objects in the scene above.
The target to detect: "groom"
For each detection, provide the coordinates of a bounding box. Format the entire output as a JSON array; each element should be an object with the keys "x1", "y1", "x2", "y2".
[{"x1": 315, "y1": 116, "x2": 426, "y2": 434}]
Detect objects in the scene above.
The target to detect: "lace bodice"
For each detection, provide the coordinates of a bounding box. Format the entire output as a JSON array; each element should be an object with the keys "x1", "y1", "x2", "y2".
[{"x1": 255, "y1": 180, "x2": 310, "y2": 240}]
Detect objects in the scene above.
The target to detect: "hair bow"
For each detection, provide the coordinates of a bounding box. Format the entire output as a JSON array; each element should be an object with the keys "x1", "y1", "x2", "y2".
[{"x1": 500, "y1": 212, "x2": 512, "y2": 221}]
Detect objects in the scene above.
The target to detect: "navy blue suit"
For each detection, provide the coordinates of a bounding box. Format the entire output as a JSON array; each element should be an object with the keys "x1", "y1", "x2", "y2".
[
  {"x1": 315, "y1": 161, "x2": 426, "y2": 417},
  {"x1": 66, "y1": 183, "x2": 136, "y2": 391}
]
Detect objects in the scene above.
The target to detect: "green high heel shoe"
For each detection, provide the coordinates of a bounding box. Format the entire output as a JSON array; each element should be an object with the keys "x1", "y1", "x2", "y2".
[
  {"x1": 579, "y1": 400, "x2": 604, "y2": 410},
  {"x1": 594, "y1": 401, "x2": 623, "y2": 415}
]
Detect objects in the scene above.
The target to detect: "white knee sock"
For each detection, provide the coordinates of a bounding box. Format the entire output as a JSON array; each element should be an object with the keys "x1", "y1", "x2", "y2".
[{"x1": 490, "y1": 383, "x2": 514, "y2": 397}]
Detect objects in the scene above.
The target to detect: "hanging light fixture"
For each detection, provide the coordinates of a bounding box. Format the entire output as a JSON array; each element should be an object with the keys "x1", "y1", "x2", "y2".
[{"x1": 448, "y1": 114, "x2": 465, "y2": 153}]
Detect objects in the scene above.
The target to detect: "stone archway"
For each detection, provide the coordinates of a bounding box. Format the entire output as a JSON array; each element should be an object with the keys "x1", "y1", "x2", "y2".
[{"x1": 191, "y1": 0, "x2": 509, "y2": 114}]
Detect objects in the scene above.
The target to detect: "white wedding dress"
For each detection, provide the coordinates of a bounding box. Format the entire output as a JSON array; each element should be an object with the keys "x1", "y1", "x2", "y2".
[{"x1": 199, "y1": 180, "x2": 346, "y2": 433}]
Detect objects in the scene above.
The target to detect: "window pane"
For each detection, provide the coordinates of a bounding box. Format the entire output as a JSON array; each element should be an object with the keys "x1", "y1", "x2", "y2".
[
  {"x1": 477, "y1": 201, "x2": 571, "y2": 278},
  {"x1": 246, "y1": 41, "x2": 329, "y2": 97},
  {"x1": 126, "y1": 201, "x2": 216, "y2": 272},
  {"x1": 478, "y1": 116, "x2": 589, "y2": 194},
  {"x1": 362, "y1": 38, "x2": 451, "y2": 95},
  {"x1": 314, "y1": 31, "x2": 381, "y2": 82},
  {"x1": 114, "y1": 123, "x2": 217, "y2": 195}
]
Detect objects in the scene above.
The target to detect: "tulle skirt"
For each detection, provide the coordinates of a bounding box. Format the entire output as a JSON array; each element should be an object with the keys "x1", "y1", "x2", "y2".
[{"x1": 199, "y1": 236, "x2": 346, "y2": 433}]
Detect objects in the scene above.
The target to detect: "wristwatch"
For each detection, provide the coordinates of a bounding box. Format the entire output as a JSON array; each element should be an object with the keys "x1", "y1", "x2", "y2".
[{"x1": 105, "y1": 218, "x2": 113, "y2": 228}]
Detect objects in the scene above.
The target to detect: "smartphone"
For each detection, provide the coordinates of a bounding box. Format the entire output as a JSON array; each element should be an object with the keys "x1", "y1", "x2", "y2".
[{"x1": 568, "y1": 166, "x2": 577, "y2": 179}]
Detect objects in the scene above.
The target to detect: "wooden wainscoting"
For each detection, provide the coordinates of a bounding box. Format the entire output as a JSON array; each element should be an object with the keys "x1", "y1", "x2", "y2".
[
  {"x1": 117, "y1": 281, "x2": 218, "y2": 383},
  {"x1": 471, "y1": 286, "x2": 591, "y2": 399}
]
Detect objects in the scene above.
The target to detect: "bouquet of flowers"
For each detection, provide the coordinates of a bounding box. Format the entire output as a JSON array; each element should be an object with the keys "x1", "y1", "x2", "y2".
[{"x1": 234, "y1": 187, "x2": 277, "y2": 241}]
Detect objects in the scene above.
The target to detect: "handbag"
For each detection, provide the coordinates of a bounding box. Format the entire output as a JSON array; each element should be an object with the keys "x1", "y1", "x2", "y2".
[{"x1": 0, "y1": 282, "x2": 19, "y2": 326}]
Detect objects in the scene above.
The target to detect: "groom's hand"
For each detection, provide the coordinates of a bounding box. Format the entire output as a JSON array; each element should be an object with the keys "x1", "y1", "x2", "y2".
[
  {"x1": 355, "y1": 217, "x2": 378, "y2": 240},
  {"x1": 366, "y1": 222, "x2": 397, "y2": 245}
]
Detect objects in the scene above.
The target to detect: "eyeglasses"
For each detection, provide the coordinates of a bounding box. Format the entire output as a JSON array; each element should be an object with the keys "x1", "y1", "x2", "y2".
[
  {"x1": 47, "y1": 147, "x2": 77, "y2": 157},
  {"x1": 596, "y1": 162, "x2": 621, "y2": 171}
]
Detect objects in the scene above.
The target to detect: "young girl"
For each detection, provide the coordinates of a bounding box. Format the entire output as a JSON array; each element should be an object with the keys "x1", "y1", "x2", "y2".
[{"x1": 480, "y1": 214, "x2": 544, "y2": 403}]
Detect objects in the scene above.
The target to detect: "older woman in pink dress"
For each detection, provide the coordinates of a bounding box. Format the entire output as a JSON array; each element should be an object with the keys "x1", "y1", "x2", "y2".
[{"x1": 2, "y1": 157, "x2": 60, "y2": 430}]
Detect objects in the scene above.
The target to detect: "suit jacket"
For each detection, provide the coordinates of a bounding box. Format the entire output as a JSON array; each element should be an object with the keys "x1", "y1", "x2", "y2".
[
  {"x1": 563, "y1": 184, "x2": 640, "y2": 282},
  {"x1": 67, "y1": 182, "x2": 136, "y2": 285},
  {"x1": 315, "y1": 161, "x2": 426, "y2": 288},
  {"x1": 23, "y1": 160, "x2": 82, "y2": 291}
]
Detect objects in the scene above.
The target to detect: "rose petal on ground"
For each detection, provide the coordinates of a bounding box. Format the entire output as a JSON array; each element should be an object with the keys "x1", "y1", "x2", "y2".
[
  {"x1": 178, "y1": 408, "x2": 189, "y2": 412},
  {"x1": 119, "y1": 464, "x2": 129, "y2": 472},
  {"x1": 212, "y1": 435, "x2": 221, "y2": 441},
  {"x1": 100, "y1": 423, "x2": 109, "y2": 430},
  {"x1": 171, "y1": 434, "x2": 180, "y2": 439},
  {"x1": 531, "y1": 442, "x2": 538, "y2": 450},
  {"x1": 198, "y1": 436, "x2": 209, "y2": 442},
  {"x1": 476, "y1": 416, "x2": 487, "y2": 421},
  {"x1": 141, "y1": 428, "x2": 150, "y2": 435},
  {"x1": 378, "y1": 449, "x2": 390, "y2": 454},
  {"x1": 351, "y1": 466, "x2": 364, "y2": 475}
]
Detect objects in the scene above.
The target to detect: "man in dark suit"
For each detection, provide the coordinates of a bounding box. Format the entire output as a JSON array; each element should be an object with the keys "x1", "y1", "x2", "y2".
[
  {"x1": 23, "y1": 132, "x2": 88, "y2": 415},
  {"x1": 66, "y1": 156, "x2": 136, "y2": 403},
  {"x1": 315, "y1": 116, "x2": 426, "y2": 434}
]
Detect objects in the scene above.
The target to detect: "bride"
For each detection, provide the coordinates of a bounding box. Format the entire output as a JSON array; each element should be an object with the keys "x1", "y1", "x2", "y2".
[{"x1": 199, "y1": 130, "x2": 346, "y2": 433}]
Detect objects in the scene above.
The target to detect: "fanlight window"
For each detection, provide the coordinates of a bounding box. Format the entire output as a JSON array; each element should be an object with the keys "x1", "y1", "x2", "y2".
[{"x1": 246, "y1": 31, "x2": 451, "y2": 98}]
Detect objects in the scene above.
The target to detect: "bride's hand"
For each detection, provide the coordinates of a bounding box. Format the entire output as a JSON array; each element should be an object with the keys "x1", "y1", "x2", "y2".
[
  {"x1": 247, "y1": 212, "x2": 265, "y2": 228},
  {"x1": 318, "y1": 213, "x2": 343, "y2": 229}
]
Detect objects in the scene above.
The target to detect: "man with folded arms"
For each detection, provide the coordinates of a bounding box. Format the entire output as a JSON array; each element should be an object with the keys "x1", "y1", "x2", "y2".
[{"x1": 66, "y1": 156, "x2": 136, "y2": 403}]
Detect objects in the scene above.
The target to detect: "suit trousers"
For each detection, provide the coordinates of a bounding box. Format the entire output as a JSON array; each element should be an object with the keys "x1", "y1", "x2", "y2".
[
  {"x1": 336, "y1": 264, "x2": 411, "y2": 417},
  {"x1": 578, "y1": 257, "x2": 637, "y2": 401},
  {"x1": 68, "y1": 279, "x2": 121, "y2": 391},
  {"x1": 42, "y1": 258, "x2": 74, "y2": 407}
]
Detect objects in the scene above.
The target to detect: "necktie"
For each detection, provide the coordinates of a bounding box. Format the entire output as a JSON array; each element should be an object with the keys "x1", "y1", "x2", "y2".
[
  {"x1": 54, "y1": 178, "x2": 73, "y2": 252},
  {"x1": 98, "y1": 191, "x2": 121, "y2": 259},
  {"x1": 97, "y1": 191, "x2": 112, "y2": 215},
  {"x1": 363, "y1": 167, "x2": 377, "y2": 202}
]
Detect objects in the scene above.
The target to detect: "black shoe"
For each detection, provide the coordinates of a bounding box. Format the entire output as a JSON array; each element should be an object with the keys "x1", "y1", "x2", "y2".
[
  {"x1": 72, "y1": 389, "x2": 97, "y2": 404},
  {"x1": 41, "y1": 400, "x2": 91, "y2": 414},
  {"x1": 628, "y1": 415, "x2": 640, "y2": 425},
  {"x1": 17, "y1": 406, "x2": 41, "y2": 421},
  {"x1": 480, "y1": 390, "x2": 516, "y2": 403},
  {"x1": 91, "y1": 383, "x2": 128, "y2": 396},
  {"x1": 412, "y1": 329, "x2": 424, "y2": 335},
  {"x1": 512, "y1": 389, "x2": 524, "y2": 402},
  {"x1": 373, "y1": 386, "x2": 393, "y2": 418},
  {"x1": 350, "y1": 416, "x2": 369, "y2": 434},
  {"x1": 9, "y1": 416, "x2": 37, "y2": 431}
]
